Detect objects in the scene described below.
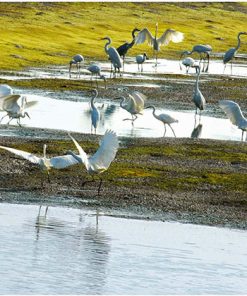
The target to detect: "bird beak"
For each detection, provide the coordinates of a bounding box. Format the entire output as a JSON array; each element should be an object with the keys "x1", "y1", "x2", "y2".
[
  {"x1": 25, "y1": 112, "x2": 30, "y2": 119},
  {"x1": 113, "y1": 97, "x2": 121, "y2": 100}
]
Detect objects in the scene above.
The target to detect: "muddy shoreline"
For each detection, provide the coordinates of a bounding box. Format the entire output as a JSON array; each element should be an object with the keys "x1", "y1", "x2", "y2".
[{"x1": 0, "y1": 128, "x2": 246, "y2": 229}]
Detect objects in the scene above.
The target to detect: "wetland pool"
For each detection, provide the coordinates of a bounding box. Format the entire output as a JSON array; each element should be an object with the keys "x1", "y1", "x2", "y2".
[{"x1": 0, "y1": 201, "x2": 247, "y2": 294}]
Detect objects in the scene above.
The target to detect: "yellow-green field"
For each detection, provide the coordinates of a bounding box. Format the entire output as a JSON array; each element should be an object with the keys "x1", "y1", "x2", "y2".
[{"x1": 0, "y1": 2, "x2": 247, "y2": 70}]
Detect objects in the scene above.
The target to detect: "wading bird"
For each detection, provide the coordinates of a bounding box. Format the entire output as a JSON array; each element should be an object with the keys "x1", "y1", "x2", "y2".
[
  {"x1": 69, "y1": 54, "x2": 84, "y2": 77},
  {"x1": 87, "y1": 64, "x2": 106, "y2": 89},
  {"x1": 115, "y1": 91, "x2": 146, "y2": 124},
  {"x1": 90, "y1": 89, "x2": 100, "y2": 134},
  {"x1": 116, "y1": 28, "x2": 140, "y2": 70},
  {"x1": 101, "y1": 37, "x2": 122, "y2": 78},
  {"x1": 193, "y1": 66, "x2": 206, "y2": 122},
  {"x1": 219, "y1": 100, "x2": 247, "y2": 141},
  {"x1": 145, "y1": 105, "x2": 178, "y2": 137},
  {"x1": 136, "y1": 53, "x2": 149, "y2": 72},
  {"x1": 180, "y1": 44, "x2": 212, "y2": 72},
  {"x1": 0, "y1": 144, "x2": 79, "y2": 186},
  {"x1": 67, "y1": 130, "x2": 119, "y2": 195},
  {"x1": 223, "y1": 32, "x2": 247, "y2": 74},
  {"x1": 180, "y1": 57, "x2": 198, "y2": 74},
  {"x1": 0, "y1": 84, "x2": 13, "y2": 97},
  {"x1": 135, "y1": 23, "x2": 184, "y2": 66},
  {"x1": 0, "y1": 95, "x2": 37, "y2": 126}
]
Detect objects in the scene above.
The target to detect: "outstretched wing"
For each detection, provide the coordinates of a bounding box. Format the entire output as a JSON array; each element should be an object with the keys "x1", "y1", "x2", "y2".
[
  {"x1": 219, "y1": 100, "x2": 246, "y2": 126},
  {"x1": 68, "y1": 134, "x2": 89, "y2": 168},
  {"x1": 0, "y1": 95, "x2": 21, "y2": 111},
  {"x1": 50, "y1": 155, "x2": 79, "y2": 169},
  {"x1": 131, "y1": 91, "x2": 146, "y2": 109},
  {"x1": 25, "y1": 100, "x2": 38, "y2": 109},
  {"x1": 157, "y1": 29, "x2": 184, "y2": 46},
  {"x1": 135, "y1": 28, "x2": 155, "y2": 46},
  {"x1": 89, "y1": 130, "x2": 119, "y2": 170},
  {"x1": 0, "y1": 145, "x2": 41, "y2": 164}
]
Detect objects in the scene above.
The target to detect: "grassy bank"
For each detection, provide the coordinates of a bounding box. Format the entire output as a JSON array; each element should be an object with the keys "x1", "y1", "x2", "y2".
[{"x1": 0, "y1": 2, "x2": 247, "y2": 70}]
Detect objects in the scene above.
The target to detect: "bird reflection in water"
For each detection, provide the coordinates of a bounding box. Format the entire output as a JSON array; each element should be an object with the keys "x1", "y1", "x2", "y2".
[{"x1": 191, "y1": 123, "x2": 203, "y2": 139}]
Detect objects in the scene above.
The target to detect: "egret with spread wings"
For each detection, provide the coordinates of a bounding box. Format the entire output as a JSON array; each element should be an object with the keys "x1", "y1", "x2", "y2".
[
  {"x1": 135, "y1": 23, "x2": 184, "y2": 65},
  {"x1": 67, "y1": 130, "x2": 119, "y2": 195}
]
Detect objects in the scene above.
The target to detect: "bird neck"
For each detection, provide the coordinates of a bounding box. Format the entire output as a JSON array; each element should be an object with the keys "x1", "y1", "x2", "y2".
[
  {"x1": 155, "y1": 23, "x2": 158, "y2": 39},
  {"x1": 236, "y1": 33, "x2": 242, "y2": 50},
  {"x1": 43, "y1": 144, "x2": 47, "y2": 159},
  {"x1": 119, "y1": 97, "x2": 125, "y2": 108},
  {"x1": 195, "y1": 68, "x2": 201, "y2": 89},
  {"x1": 104, "y1": 38, "x2": 111, "y2": 54},
  {"x1": 91, "y1": 93, "x2": 97, "y2": 109}
]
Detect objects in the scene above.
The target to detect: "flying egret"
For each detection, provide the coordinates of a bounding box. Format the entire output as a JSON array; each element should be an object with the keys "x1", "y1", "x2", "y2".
[
  {"x1": 136, "y1": 53, "x2": 149, "y2": 72},
  {"x1": 69, "y1": 54, "x2": 84, "y2": 77},
  {"x1": 180, "y1": 44, "x2": 212, "y2": 72},
  {"x1": 219, "y1": 100, "x2": 247, "y2": 141},
  {"x1": 145, "y1": 105, "x2": 178, "y2": 137},
  {"x1": 135, "y1": 23, "x2": 184, "y2": 66},
  {"x1": 193, "y1": 66, "x2": 206, "y2": 122},
  {"x1": 0, "y1": 95, "x2": 37, "y2": 126},
  {"x1": 90, "y1": 89, "x2": 100, "y2": 134},
  {"x1": 223, "y1": 32, "x2": 247, "y2": 74},
  {"x1": 67, "y1": 130, "x2": 119, "y2": 195},
  {"x1": 116, "y1": 28, "x2": 140, "y2": 71},
  {"x1": 180, "y1": 57, "x2": 198, "y2": 74},
  {"x1": 0, "y1": 144, "x2": 79, "y2": 185},
  {"x1": 87, "y1": 64, "x2": 106, "y2": 89},
  {"x1": 115, "y1": 91, "x2": 146, "y2": 124},
  {"x1": 101, "y1": 37, "x2": 122, "y2": 78}
]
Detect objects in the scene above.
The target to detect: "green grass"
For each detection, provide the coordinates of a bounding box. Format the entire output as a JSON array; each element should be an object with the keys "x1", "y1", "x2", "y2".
[{"x1": 0, "y1": 2, "x2": 247, "y2": 70}]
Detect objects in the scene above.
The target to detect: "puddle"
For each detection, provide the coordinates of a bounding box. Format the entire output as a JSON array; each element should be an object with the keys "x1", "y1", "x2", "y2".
[{"x1": 0, "y1": 201, "x2": 246, "y2": 294}]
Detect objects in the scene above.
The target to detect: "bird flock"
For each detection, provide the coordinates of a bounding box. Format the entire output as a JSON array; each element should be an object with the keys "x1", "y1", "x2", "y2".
[{"x1": 0, "y1": 25, "x2": 246, "y2": 195}]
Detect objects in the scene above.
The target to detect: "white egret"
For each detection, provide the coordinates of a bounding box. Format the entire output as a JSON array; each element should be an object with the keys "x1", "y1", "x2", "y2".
[
  {"x1": 219, "y1": 100, "x2": 247, "y2": 141},
  {"x1": 135, "y1": 23, "x2": 184, "y2": 65},
  {"x1": 115, "y1": 91, "x2": 146, "y2": 124},
  {"x1": 180, "y1": 44, "x2": 212, "y2": 72},
  {"x1": 69, "y1": 54, "x2": 84, "y2": 77},
  {"x1": 223, "y1": 32, "x2": 247, "y2": 74},
  {"x1": 193, "y1": 66, "x2": 206, "y2": 121},
  {"x1": 0, "y1": 84, "x2": 13, "y2": 97},
  {"x1": 145, "y1": 105, "x2": 178, "y2": 137},
  {"x1": 136, "y1": 53, "x2": 149, "y2": 72},
  {"x1": 90, "y1": 89, "x2": 100, "y2": 134},
  {"x1": 101, "y1": 37, "x2": 122, "y2": 78},
  {"x1": 67, "y1": 130, "x2": 119, "y2": 195},
  {"x1": 0, "y1": 95, "x2": 38, "y2": 126},
  {"x1": 87, "y1": 64, "x2": 106, "y2": 89},
  {"x1": 0, "y1": 144, "x2": 79, "y2": 185},
  {"x1": 180, "y1": 57, "x2": 198, "y2": 74}
]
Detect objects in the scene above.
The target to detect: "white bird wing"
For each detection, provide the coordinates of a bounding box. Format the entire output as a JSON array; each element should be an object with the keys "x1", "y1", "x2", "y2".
[
  {"x1": 0, "y1": 95, "x2": 21, "y2": 111},
  {"x1": 50, "y1": 154, "x2": 79, "y2": 169},
  {"x1": 219, "y1": 100, "x2": 246, "y2": 126},
  {"x1": 135, "y1": 28, "x2": 155, "y2": 45},
  {"x1": 0, "y1": 145, "x2": 41, "y2": 164},
  {"x1": 157, "y1": 29, "x2": 184, "y2": 46},
  {"x1": 89, "y1": 130, "x2": 119, "y2": 171},
  {"x1": 0, "y1": 84, "x2": 13, "y2": 98},
  {"x1": 69, "y1": 134, "x2": 89, "y2": 168},
  {"x1": 131, "y1": 91, "x2": 146, "y2": 109},
  {"x1": 25, "y1": 100, "x2": 38, "y2": 109}
]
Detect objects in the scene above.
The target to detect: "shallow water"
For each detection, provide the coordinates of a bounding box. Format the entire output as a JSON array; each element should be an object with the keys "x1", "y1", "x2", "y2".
[
  {"x1": 0, "y1": 91, "x2": 244, "y2": 141},
  {"x1": 0, "y1": 202, "x2": 246, "y2": 294}
]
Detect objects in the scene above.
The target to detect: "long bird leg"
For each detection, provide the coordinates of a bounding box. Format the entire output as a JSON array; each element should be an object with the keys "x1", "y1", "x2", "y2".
[
  {"x1": 241, "y1": 130, "x2": 244, "y2": 141},
  {"x1": 81, "y1": 175, "x2": 95, "y2": 187},
  {"x1": 122, "y1": 56, "x2": 125, "y2": 72},
  {"x1": 163, "y1": 124, "x2": 167, "y2": 137},
  {"x1": 47, "y1": 171, "x2": 51, "y2": 183},
  {"x1": 97, "y1": 176, "x2": 103, "y2": 196},
  {"x1": 0, "y1": 114, "x2": 8, "y2": 124},
  {"x1": 231, "y1": 60, "x2": 233, "y2": 75},
  {"x1": 7, "y1": 118, "x2": 13, "y2": 125},
  {"x1": 17, "y1": 118, "x2": 22, "y2": 127},
  {"x1": 223, "y1": 64, "x2": 227, "y2": 74},
  {"x1": 206, "y1": 53, "x2": 210, "y2": 72},
  {"x1": 169, "y1": 124, "x2": 176, "y2": 138},
  {"x1": 45, "y1": 206, "x2": 49, "y2": 217}
]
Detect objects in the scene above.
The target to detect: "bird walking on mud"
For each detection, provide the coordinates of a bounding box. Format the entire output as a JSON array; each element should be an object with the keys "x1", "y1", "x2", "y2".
[
  {"x1": 101, "y1": 37, "x2": 122, "y2": 78},
  {"x1": 180, "y1": 44, "x2": 212, "y2": 72},
  {"x1": 145, "y1": 105, "x2": 178, "y2": 137},
  {"x1": 219, "y1": 100, "x2": 247, "y2": 141},
  {"x1": 193, "y1": 65, "x2": 206, "y2": 123},
  {"x1": 115, "y1": 91, "x2": 146, "y2": 125},
  {"x1": 69, "y1": 54, "x2": 84, "y2": 78},
  {"x1": 0, "y1": 95, "x2": 37, "y2": 126},
  {"x1": 180, "y1": 57, "x2": 198, "y2": 74},
  {"x1": 223, "y1": 32, "x2": 247, "y2": 74},
  {"x1": 90, "y1": 89, "x2": 100, "y2": 134},
  {"x1": 67, "y1": 130, "x2": 119, "y2": 196},
  {"x1": 0, "y1": 144, "x2": 79, "y2": 186},
  {"x1": 117, "y1": 28, "x2": 140, "y2": 71},
  {"x1": 136, "y1": 53, "x2": 149, "y2": 72},
  {"x1": 87, "y1": 64, "x2": 106, "y2": 89},
  {"x1": 135, "y1": 23, "x2": 184, "y2": 66}
]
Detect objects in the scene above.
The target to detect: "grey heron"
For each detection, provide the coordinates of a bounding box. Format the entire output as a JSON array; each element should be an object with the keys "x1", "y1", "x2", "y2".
[
  {"x1": 145, "y1": 105, "x2": 178, "y2": 137},
  {"x1": 180, "y1": 44, "x2": 212, "y2": 72},
  {"x1": 219, "y1": 100, "x2": 247, "y2": 141},
  {"x1": 193, "y1": 66, "x2": 206, "y2": 122},
  {"x1": 87, "y1": 63, "x2": 106, "y2": 89},
  {"x1": 69, "y1": 54, "x2": 84, "y2": 78},
  {"x1": 90, "y1": 89, "x2": 100, "y2": 134},
  {"x1": 223, "y1": 32, "x2": 247, "y2": 74},
  {"x1": 101, "y1": 37, "x2": 122, "y2": 78},
  {"x1": 135, "y1": 23, "x2": 184, "y2": 66},
  {"x1": 136, "y1": 53, "x2": 149, "y2": 72},
  {"x1": 67, "y1": 130, "x2": 119, "y2": 195}
]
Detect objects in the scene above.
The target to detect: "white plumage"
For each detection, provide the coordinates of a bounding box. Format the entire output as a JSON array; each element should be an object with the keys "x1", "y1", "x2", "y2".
[
  {"x1": 0, "y1": 84, "x2": 13, "y2": 97},
  {"x1": 102, "y1": 37, "x2": 122, "y2": 77},
  {"x1": 219, "y1": 100, "x2": 247, "y2": 141}
]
